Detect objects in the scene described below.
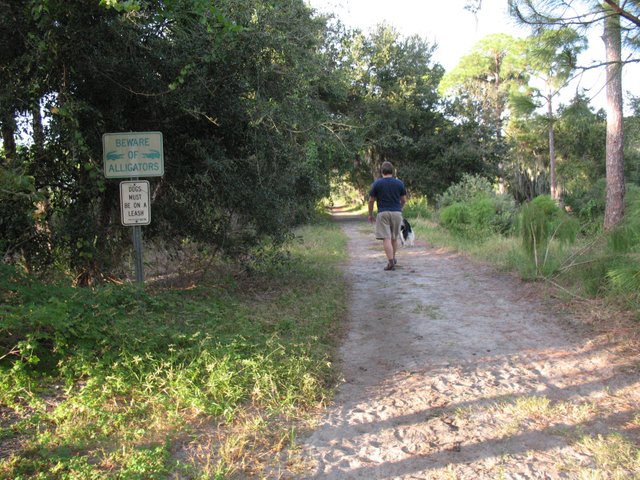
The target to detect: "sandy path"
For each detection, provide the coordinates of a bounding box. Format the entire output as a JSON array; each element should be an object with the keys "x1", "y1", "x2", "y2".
[{"x1": 294, "y1": 213, "x2": 639, "y2": 479}]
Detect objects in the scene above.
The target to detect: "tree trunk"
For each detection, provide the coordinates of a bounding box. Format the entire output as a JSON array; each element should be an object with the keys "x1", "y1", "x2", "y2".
[
  {"x1": 603, "y1": 5, "x2": 625, "y2": 231},
  {"x1": 32, "y1": 100, "x2": 44, "y2": 158},
  {"x1": 547, "y1": 92, "x2": 558, "y2": 201},
  {"x1": 1, "y1": 111, "x2": 17, "y2": 165},
  {"x1": 494, "y1": 55, "x2": 506, "y2": 194}
]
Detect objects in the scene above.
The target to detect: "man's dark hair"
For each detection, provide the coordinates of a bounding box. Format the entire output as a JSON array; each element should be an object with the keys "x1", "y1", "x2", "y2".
[{"x1": 381, "y1": 161, "x2": 394, "y2": 175}]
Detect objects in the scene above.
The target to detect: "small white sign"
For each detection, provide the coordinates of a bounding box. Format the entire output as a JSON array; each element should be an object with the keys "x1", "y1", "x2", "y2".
[
  {"x1": 103, "y1": 132, "x2": 164, "y2": 178},
  {"x1": 120, "y1": 181, "x2": 151, "y2": 226}
]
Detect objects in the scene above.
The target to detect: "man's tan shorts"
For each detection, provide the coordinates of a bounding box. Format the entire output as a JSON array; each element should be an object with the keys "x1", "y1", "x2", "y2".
[{"x1": 375, "y1": 211, "x2": 403, "y2": 240}]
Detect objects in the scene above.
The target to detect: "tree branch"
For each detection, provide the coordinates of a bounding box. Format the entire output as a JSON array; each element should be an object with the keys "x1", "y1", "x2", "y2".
[
  {"x1": 97, "y1": 71, "x2": 173, "y2": 97},
  {"x1": 509, "y1": 0, "x2": 605, "y2": 29},
  {"x1": 603, "y1": 0, "x2": 640, "y2": 28}
]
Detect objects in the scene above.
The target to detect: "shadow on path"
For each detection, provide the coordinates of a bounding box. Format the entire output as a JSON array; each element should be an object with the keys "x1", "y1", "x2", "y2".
[{"x1": 295, "y1": 214, "x2": 640, "y2": 479}]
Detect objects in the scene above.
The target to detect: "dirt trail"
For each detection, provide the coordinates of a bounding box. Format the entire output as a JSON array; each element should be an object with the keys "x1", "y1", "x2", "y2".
[{"x1": 292, "y1": 210, "x2": 639, "y2": 479}]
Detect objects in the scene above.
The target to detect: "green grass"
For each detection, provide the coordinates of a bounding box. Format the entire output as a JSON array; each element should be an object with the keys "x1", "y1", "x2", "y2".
[
  {"x1": 411, "y1": 302, "x2": 440, "y2": 319},
  {"x1": 402, "y1": 196, "x2": 431, "y2": 220},
  {"x1": 491, "y1": 396, "x2": 597, "y2": 437},
  {"x1": 410, "y1": 217, "x2": 523, "y2": 271},
  {"x1": 0, "y1": 220, "x2": 348, "y2": 479},
  {"x1": 412, "y1": 210, "x2": 640, "y2": 293},
  {"x1": 411, "y1": 186, "x2": 640, "y2": 313},
  {"x1": 570, "y1": 433, "x2": 640, "y2": 479}
]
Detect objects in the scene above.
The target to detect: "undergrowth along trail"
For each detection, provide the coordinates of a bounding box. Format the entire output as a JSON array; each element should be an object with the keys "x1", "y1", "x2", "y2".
[{"x1": 0, "y1": 221, "x2": 348, "y2": 479}]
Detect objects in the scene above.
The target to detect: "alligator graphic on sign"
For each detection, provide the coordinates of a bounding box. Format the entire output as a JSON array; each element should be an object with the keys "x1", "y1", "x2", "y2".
[
  {"x1": 106, "y1": 151, "x2": 125, "y2": 161},
  {"x1": 141, "y1": 150, "x2": 161, "y2": 159}
]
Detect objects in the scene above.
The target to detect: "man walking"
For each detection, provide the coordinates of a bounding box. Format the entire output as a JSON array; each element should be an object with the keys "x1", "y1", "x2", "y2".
[{"x1": 368, "y1": 161, "x2": 407, "y2": 271}]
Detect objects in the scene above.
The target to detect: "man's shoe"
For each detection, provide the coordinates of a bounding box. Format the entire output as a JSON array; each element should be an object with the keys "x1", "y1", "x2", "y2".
[{"x1": 384, "y1": 260, "x2": 395, "y2": 271}]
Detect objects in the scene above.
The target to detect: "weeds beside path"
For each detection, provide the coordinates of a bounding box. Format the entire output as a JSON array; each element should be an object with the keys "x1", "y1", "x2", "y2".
[
  {"x1": 289, "y1": 208, "x2": 640, "y2": 479},
  {"x1": 0, "y1": 221, "x2": 349, "y2": 479}
]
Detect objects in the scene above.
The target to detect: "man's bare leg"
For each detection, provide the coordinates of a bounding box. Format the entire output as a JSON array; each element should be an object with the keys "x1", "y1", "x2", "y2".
[{"x1": 383, "y1": 238, "x2": 394, "y2": 261}]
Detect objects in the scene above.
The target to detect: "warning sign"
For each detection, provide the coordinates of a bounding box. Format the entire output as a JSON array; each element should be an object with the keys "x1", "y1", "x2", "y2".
[{"x1": 120, "y1": 180, "x2": 151, "y2": 226}]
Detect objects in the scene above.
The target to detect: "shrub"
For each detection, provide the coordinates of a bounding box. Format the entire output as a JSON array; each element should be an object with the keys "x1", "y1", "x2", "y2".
[
  {"x1": 403, "y1": 196, "x2": 430, "y2": 219},
  {"x1": 492, "y1": 193, "x2": 519, "y2": 234},
  {"x1": 561, "y1": 178, "x2": 606, "y2": 234},
  {"x1": 0, "y1": 168, "x2": 44, "y2": 265},
  {"x1": 604, "y1": 184, "x2": 640, "y2": 307},
  {"x1": 609, "y1": 184, "x2": 640, "y2": 253},
  {"x1": 606, "y1": 261, "x2": 640, "y2": 308},
  {"x1": 437, "y1": 173, "x2": 495, "y2": 209},
  {"x1": 437, "y1": 174, "x2": 517, "y2": 237},
  {"x1": 519, "y1": 195, "x2": 579, "y2": 272},
  {"x1": 439, "y1": 202, "x2": 469, "y2": 236},
  {"x1": 440, "y1": 196, "x2": 496, "y2": 238}
]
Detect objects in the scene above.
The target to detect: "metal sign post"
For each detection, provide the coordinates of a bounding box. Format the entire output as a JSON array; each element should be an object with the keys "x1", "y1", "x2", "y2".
[
  {"x1": 119, "y1": 180, "x2": 151, "y2": 285},
  {"x1": 132, "y1": 224, "x2": 144, "y2": 284},
  {"x1": 103, "y1": 132, "x2": 163, "y2": 287}
]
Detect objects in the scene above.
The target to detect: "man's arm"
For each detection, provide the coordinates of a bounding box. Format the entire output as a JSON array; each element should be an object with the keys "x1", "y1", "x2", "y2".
[
  {"x1": 368, "y1": 196, "x2": 376, "y2": 223},
  {"x1": 400, "y1": 195, "x2": 407, "y2": 208}
]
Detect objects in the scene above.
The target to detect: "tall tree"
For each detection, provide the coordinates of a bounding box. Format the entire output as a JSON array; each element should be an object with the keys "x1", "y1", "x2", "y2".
[
  {"x1": 524, "y1": 28, "x2": 586, "y2": 200},
  {"x1": 338, "y1": 24, "x2": 457, "y2": 197},
  {"x1": 509, "y1": 0, "x2": 635, "y2": 229},
  {"x1": 0, "y1": 0, "x2": 346, "y2": 281},
  {"x1": 555, "y1": 94, "x2": 607, "y2": 193},
  {"x1": 440, "y1": 34, "x2": 529, "y2": 137},
  {"x1": 439, "y1": 33, "x2": 530, "y2": 191},
  {"x1": 603, "y1": 4, "x2": 625, "y2": 228}
]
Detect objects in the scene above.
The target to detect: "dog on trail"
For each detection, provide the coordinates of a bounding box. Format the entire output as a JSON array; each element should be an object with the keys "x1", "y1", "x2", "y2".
[{"x1": 399, "y1": 218, "x2": 415, "y2": 247}]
